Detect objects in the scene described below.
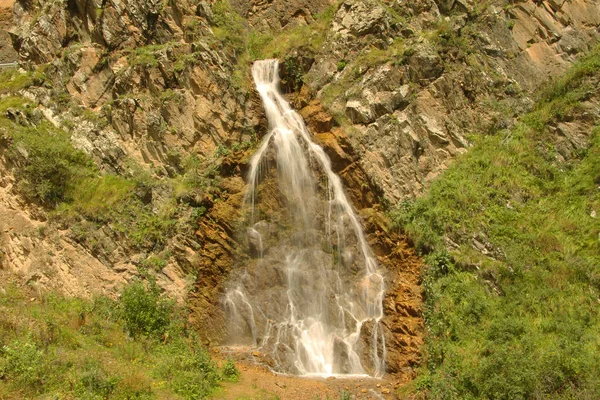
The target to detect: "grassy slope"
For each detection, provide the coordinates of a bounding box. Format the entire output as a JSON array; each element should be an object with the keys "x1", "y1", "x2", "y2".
[
  {"x1": 392, "y1": 48, "x2": 600, "y2": 399},
  {"x1": 0, "y1": 283, "x2": 240, "y2": 399}
]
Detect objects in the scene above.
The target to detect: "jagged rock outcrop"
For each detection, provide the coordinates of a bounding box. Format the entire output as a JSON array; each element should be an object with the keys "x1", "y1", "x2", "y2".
[
  {"x1": 230, "y1": 0, "x2": 332, "y2": 31},
  {"x1": 3, "y1": 0, "x2": 267, "y2": 318},
  {"x1": 305, "y1": 0, "x2": 600, "y2": 201}
]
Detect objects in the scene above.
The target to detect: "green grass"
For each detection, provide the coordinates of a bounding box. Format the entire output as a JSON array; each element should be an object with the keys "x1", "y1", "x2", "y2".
[
  {"x1": 2, "y1": 103, "x2": 177, "y2": 250},
  {"x1": 8, "y1": 120, "x2": 95, "y2": 206},
  {"x1": 0, "y1": 283, "x2": 237, "y2": 399},
  {"x1": 391, "y1": 46, "x2": 600, "y2": 399},
  {"x1": 128, "y1": 44, "x2": 171, "y2": 68},
  {"x1": 0, "y1": 68, "x2": 46, "y2": 95}
]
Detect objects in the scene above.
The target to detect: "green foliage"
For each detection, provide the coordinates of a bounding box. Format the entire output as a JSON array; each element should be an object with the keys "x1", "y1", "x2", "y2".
[
  {"x1": 0, "y1": 95, "x2": 31, "y2": 114},
  {"x1": 191, "y1": 206, "x2": 207, "y2": 220},
  {"x1": 75, "y1": 360, "x2": 120, "y2": 399},
  {"x1": 0, "y1": 286, "x2": 224, "y2": 399},
  {"x1": 72, "y1": 175, "x2": 135, "y2": 218},
  {"x1": 217, "y1": 0, "x2": 341, "y2": 89},
  {"x1": 128, "y1": 44, "x2": 168, "y2": 68},
  {"x1": 539, "y1": 45, "x2": 600, "y2": 103},
  {"x1": 120, "y1": 281, "x2": 172, "y2": 339},
  {"x1": 428, "y1": 18, "x2": 471, "y2": 55},
  {"x1": 212, "y1": 0, "x2": 248, "y2": 54},
  {"x1": 0, "y1": 68, "x2": 46, "y2": 94},
  {"x1": 9, "y1": 121, "x2": 95, "y2": 206},
  {"x1": 282, "y1": 57, "x2": 305, "y2": 92},
  {"x1": 155, "y1": 342, "x2": 222, "y2": 399},
  {"x1": 392, "y1": 47, "x2": 600, "y2": 399},
  {"x1": 141, "y1": 253, "x2": 169, "y2": 272},
  {"x1": 221, "y1": 359, "x2": 240, "y2": 382},
  {"x1": 339, "y1": 390, "x2": 351, "y2": 400},
  {"x1": 0, "y1": 339, "x2": 45, "y2": 390}
]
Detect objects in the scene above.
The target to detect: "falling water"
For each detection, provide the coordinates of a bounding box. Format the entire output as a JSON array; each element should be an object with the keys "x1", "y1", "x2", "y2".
[{"x1": 224, "y1": 60, "x2": 386, "y2": 377}]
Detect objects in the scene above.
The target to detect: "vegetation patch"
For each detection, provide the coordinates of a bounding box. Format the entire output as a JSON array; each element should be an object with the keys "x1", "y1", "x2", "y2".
[
  {"x1": 210, "y1": 0, "x2": 341, "y2": 90},
  {"x1": 391, "y1": 47, "x2": 600, "y2": 399},
  {"x1": 8, "y1": 120, "x2": 95, "y2": 206},
  {"x1": 0, "y1": 80, "x2": 209, "y2": 252},
  {"x1": 0, "y1": 283, "x2": 236, "y2": 399}
]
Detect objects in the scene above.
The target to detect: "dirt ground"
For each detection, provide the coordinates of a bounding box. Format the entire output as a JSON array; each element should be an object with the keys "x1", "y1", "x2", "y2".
[
  {"x1": 0, "y1": 0, "x2": 16, "y2": 64},
  {"x1": 212, "y1": 347, "x2": 404, "y2": 400}
]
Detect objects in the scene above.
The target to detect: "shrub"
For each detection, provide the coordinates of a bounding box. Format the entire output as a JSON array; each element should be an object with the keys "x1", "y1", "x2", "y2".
[
  {"x1": 120, "y1": 281, "x2": 172, "y2": 339},
  {"x1": 212, "y1": 0, "x2": 247, "y2": 54},
  {"x1": 76, "y1": 361, "x2": 120, "y2": 399},
  {"x1": 221, "y1": 359, "x2": 239, "y2": 382},
  {"x1": 156, "y1": 344, "x2": 222, "y2": 399},
  {"x1": 0, "y1": 339, "x2": 45, "y2": 390},
  {"x1": 9, "y1": 122, "x2": 94, "y2": 206}
]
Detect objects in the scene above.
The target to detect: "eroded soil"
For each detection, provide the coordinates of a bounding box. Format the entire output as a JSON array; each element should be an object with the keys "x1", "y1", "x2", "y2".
[{"x1": 212, "y1": 347, "x2": 402, "y2": 400}]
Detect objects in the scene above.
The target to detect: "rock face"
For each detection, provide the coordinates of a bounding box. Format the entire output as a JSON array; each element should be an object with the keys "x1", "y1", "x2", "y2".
[
  {"x1": 305, "y1": 0, "x2": 600, "y2": 202},
  {"x1": 2, "y1": 0, "x2": 600, "y2": 382},
  {"x1": 230, "y1": 0, "x2": 333, "y2": 31},
  {"x1": 3, "y1": 0, "x2": 266, "y2": 337}
]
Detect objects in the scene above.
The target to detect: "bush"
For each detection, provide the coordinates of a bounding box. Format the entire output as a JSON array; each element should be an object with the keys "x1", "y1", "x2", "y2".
[
  {"x1": 0, "y1": 339, "x2": 45, "y2": 390},
  {"x1": 9, "y1": 122, "x2": 94, "y2": 206},
  {"x1": 221, "y1": 359, "x2": 239, "y2": 382},
  {"x1": 156, "y1": 344, "x2": 222, "y2": 399},
  {"x1": 76, "y1": 361, "x2": 120, "y2": 399},
  {"x1": 212, "y1": 0, "x2": 247, "y2": 54},
  {"x1": 0, "y1": 286, "x2": 224, "y2": 399},
  {"x1": 120, "y1": 281, "x2": 172, "y2": 339}
]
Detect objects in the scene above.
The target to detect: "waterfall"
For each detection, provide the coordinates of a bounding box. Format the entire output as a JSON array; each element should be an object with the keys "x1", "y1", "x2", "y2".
[{"x1": 224, "y1": 59, "x2": 386, "y2": 377}]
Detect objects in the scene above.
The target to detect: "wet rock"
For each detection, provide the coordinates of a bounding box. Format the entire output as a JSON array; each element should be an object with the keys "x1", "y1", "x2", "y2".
[
  {"x1": 300, "y1": 101, "x2": 334, "y2": 133},
  {"x1": 247, "y1": 228, "x2": 264, "y2": 257}
]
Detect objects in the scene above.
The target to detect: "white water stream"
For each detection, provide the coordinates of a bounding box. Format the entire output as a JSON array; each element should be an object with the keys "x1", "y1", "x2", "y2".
[{"x1": 224, "y1": 60, "x2": 386, "y2": 377}]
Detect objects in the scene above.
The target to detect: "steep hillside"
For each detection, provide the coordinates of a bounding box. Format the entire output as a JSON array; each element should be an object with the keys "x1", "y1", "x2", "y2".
[
  {"x1": 0, "y1": 0, "x2": 599, "y2": 398},
  {"x1": 393, "y1": 46, "x2": 600, "y2": 398}
]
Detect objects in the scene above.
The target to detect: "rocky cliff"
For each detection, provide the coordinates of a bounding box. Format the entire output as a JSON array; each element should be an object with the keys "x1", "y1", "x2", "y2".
[{"x1": 1, "y1": 0, "x2": 599, "y2": 386}]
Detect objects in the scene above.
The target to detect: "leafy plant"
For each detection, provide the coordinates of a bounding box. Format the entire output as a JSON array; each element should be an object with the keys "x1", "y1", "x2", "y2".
[
  {"x1": 221, "y1": 359, "x2": 239, "y2": 382},
  {"x1": 0, "y1": 286, "x2": 224, "y2": 398},
  {"x1": 9, "y1": 122, "x2": 95, "y2": 206},
  {"x1": 156, "y1": 343, "x2": 222, "y2": 399},
  {"x1": 119, "y1": 281, "x2": 172, "y2": 339},
  {"x1": 0, "y1": 339, "x2": 45, "y2": 390}
]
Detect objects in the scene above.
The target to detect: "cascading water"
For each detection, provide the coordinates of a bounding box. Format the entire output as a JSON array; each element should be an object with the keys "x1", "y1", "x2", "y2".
[{"x1": 224, "y1": 59, "x2": 386, "y2": 377}]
